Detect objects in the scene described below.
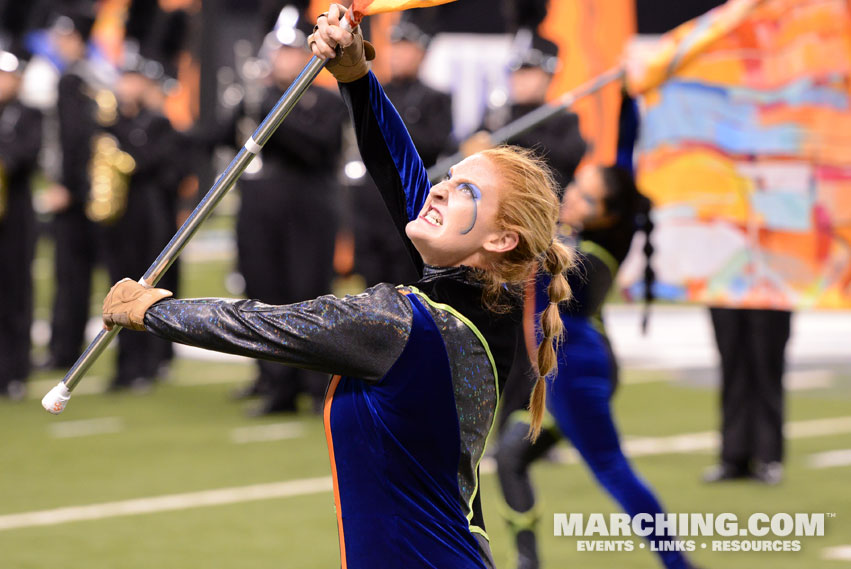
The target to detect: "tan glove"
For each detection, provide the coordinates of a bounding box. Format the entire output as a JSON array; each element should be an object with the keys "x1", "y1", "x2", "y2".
[
  {"x1": 103, "y1": 278, "x2": 173, "y2": 331},
  {"x1": 309, "y1": 4, "x2": 375, "y2": 83}
]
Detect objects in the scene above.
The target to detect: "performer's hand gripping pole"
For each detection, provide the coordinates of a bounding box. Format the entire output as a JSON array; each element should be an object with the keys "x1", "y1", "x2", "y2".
[
  {"x1": 427, "y1": 66, "x2": 626, "y2": 183},
  {"x1": 42, "y1": 14, "x2": 357, "y2": 415}
]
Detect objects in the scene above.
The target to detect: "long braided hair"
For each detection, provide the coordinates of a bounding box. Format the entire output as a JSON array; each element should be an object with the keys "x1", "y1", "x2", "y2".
[{"x1": 475, "y1": 146, "x2": 574, "y2": 442}]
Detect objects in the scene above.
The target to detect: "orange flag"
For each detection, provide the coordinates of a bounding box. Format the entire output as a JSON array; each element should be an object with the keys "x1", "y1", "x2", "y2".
[
  {"x1": 349, "y1": 0, "x2": 457, "y2": 23},
  {"x1": 625, "y1": 0, "x2": 765, "y2": 95}
]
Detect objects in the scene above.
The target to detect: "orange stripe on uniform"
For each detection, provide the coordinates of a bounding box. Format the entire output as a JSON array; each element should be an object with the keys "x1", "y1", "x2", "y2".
[{"x1": 324, "y1": 374, "x2": 347, "y2": 569}]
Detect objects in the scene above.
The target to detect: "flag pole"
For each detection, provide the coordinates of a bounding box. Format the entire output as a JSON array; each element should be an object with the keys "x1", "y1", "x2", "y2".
[
  {"x1": 428, "y1": 65, "x2": 625, "y2": 183},
  {"x1": 41, "y1": 12, "x2": 363, "y2": 413}
]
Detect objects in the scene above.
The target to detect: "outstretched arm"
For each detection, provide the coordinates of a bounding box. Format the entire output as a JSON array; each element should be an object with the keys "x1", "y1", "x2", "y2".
[
  {"x1": 104, "y1": 280, "x2": 412, "y2": 381},
  {"x1": 146, "y1": 284, "x2": 412, "y2": 381}
]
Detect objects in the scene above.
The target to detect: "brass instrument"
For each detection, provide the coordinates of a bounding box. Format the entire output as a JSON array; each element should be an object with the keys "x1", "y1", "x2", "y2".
[
  {"x1": 85, "y1": 89, "x2": 136, "y2": 225},
  {"x1": 0, "y1": 159, "x2": 7, "y2": 222}
]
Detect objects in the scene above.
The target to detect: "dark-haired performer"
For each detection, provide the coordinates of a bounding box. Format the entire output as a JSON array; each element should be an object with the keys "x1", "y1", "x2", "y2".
[{"x1": 495, "y1": 165, "x2": 694, "y2": 569}]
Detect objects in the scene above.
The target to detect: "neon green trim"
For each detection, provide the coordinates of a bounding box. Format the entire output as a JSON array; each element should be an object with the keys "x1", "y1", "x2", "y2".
[
  {"x1": 507, "y1": 409, "x2": 531, "y2": 426},
  {"x1": 469, "y1": 525, "x2": 490, "y2": 541},
  {"x1": 505, "y1": 408, "x2": 557, "y2": 431},
  {"x1": 499, "y1": 503, "x2": 541, "y2": 533},
  {"x1": 590, "y1": 314, "x2": 606, "y2": 336},
  {"x1": 579, "y1": 240, "x2": 619, "y2": 278},
  {"x1": 403, "y1": 286, "x2": 499, "y2": 406},
  {"x1": 579, "y1": 240, "x2": 616, "y2": 338},
  {"x1": 402, "y1": 285, "x2": 500, "y2": 533}
]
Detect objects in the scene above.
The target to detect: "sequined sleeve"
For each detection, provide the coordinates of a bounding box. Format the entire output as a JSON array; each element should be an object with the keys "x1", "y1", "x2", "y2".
[{"x1": 143, "y1": 283, "x2": 413, "y2": 381}]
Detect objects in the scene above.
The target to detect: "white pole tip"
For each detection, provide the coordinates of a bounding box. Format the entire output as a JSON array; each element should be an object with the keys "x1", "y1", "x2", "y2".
[{"x1": 42, "y1": 383, "x2": 72, "y2": 415}]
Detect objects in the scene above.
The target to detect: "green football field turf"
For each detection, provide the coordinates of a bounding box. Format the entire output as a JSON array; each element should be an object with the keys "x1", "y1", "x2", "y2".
[
  {"x1": 2, "y1": 360, "x2": 849, "y2": 569},
  {"x1": 3, "y1": 233, "x2": 849, "y2": 568}
]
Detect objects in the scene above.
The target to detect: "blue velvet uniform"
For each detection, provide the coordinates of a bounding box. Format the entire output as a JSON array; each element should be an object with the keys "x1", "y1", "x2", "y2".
[{"x1": 143, "y1": 72, "x2": 520, "y2": 569}]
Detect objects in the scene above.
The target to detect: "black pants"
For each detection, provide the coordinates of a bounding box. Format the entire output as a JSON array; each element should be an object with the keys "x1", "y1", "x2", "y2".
[
  {"x1": 49, "y1": 208, "x2": 99, "y2": 365},
  {"x1": 237, "y1": 178, "x2": 338, "y2": 410},
  {"x1": 0, "y1": 196, "x2": 36, "y2": 387},
  {"x1": 710, "y1": 307, "x2": 792, "y2": 466},
  {"x1": 148, "y1": 188, "x2": 181, "y2": 371},
  {"x1": 101, "y1": 190, "x2": 160, "y2": 384}
]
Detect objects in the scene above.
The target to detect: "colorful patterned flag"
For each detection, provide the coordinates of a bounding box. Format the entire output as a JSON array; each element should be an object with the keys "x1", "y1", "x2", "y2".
[
  {"x1": 625, "y1": 0, "x2": 764, "y2": 96},
  {"x1": 619, "y1": 0, "x2": 851, "y2": 309},
  {"x1": 350, "y1": 0, "x2": 457, "y2": 22}
]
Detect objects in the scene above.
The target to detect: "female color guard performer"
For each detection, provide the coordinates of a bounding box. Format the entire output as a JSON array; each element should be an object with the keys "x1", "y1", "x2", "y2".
[
  {"x1": 100, "y1": 5, "x2": 571, "y2": 568},
  {"x1": 496, "y1": 164, "x2": 697, "y2": 569}
]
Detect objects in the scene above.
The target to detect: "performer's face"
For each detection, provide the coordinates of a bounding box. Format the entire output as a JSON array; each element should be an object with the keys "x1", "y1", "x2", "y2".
[
  {"x1": 0, "y1": 71, "x2": 21, "y2": 104},
  {"x1": 116, "y1": 72, "x2": 148, "y2": 115},
  {"x1": 389, "y1": 41, "x2": 425, "y2": 80},
  {"x1": 407, "y1": 154, "x2": 518, "y2": 267},
  {"x1": 52, "y1": 30, "x2": 86, "y2": 64},
  {"x1": 272, "y1": 46, "x2": 311, "y2": 86},
  {"x1": 561, "y1": 165, "x2": 607, "y2": 230},
  {"x1": 509, "y1": 67, "x2": 551, "y2": 105}
]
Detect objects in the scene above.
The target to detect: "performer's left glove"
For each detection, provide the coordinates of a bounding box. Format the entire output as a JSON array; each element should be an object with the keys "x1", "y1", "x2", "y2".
[
  {"x1": 309, "y1": 3, "x2": 375, "y2": 83},
  {"x1": 103, "y1": 278, "x2": 173, "y2": 331}
]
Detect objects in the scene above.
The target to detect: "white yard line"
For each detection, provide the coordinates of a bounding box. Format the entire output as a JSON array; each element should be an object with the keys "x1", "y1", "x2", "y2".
[
  {"x1": 787, "y1": 416, "x2": 851, "y2": 437},
  {"x1": 482, "y1": 415, "x2": 851, "y2": 472},
  {"x1": 822, "y1": 545, "x2": 851, "y2": 561},
  {"x1": 172, "y1": 344, "x2": 251, "y2": 364},
  {"x1": 4, "y1": 416, "x2": 851, "y2": 532},
  {"x1": 612, "y1": 416, "x2": 851, "y2": 462},
  {"x1": 620, "y1": 367, "x2": 837, "y2": 389},
  {"x1": 48, "y1": 417, "x2": 123, "y2": 439},
  {"x1": 0, "y1": 477, "x2": 331, "y2": 532},
  {"x1": 230, "y1": 422, "x2": 304, "y2": 444},
  {"x1": 808, "y1": 449, "x2": 851, "y2": 469},
  {"x1": 785, "y1": 369, "x2": 835, "y2": 391}
]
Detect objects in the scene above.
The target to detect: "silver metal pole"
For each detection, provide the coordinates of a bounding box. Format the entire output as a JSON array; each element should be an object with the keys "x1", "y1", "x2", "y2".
[
  {"x1": 44, "y1": 56, "x2": 328, "y2": 409},
  {"x1": 428, "y1": 66, "x2": 626, "y2": 183}
]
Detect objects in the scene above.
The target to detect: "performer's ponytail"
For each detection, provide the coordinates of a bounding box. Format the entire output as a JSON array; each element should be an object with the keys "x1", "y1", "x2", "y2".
[
  {"x1": 635, "y1": 195, "x2": 655, "y2": 334},
  {"x1": 592, "y1": 165, "x2": 656, "y2": 332},
  {"x1": 470, "y1": 146, "x2": 575, "y2": 440},
  {"x1": 529, "y1": 240, "x2": 573, "y2": 442}
]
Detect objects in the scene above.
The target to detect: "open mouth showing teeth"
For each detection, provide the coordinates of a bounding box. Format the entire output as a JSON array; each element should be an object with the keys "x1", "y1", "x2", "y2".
[{"x1": 423, "y1": 207, "x2": 443, "y2": 226}]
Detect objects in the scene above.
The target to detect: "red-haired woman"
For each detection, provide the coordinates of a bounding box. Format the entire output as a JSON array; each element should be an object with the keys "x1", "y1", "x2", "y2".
[{"x1": 100, "y1": 6, "x2": 571, "y2": 569}]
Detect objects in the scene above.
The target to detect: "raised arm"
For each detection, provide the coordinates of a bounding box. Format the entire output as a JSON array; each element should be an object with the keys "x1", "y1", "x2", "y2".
[
  {"x1": 339, "y1": 73, "x2": 432, "y2": 233},
  {"x1": 104, "y1": 280, "x2": 413, "y2": 382},
  {"x1": 311, "y1": 5, "x2": 431, "y2": 273}
]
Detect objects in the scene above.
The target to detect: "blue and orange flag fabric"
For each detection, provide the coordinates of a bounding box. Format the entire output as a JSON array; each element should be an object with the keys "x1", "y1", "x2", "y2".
[
  {"x1": 619, "y1": 0, "x2": 851, "y2": 309},
  {"x1": 624, "y1": 0, "x2": 764, "y2": 96},
  {"x1": 349, "y1": 0, "x2": 457, "y2": 23}
]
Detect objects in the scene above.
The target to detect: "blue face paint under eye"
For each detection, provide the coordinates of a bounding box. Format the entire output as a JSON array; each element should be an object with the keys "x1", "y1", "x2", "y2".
[{"x1": 460, "y1": 183, "x2": 483, "y2": 235}]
